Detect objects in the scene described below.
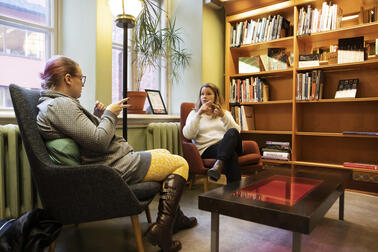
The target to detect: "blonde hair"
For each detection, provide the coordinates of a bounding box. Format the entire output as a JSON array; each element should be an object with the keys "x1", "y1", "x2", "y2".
[{"x1": 195, "y1": 83, "x2": 224, "y2": 116}]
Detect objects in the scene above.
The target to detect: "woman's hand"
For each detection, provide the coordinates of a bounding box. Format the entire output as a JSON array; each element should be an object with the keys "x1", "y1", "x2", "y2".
[
  {"x1": 198, "y1": 101, "x2": 214, "y2": 115},
  {"x1": 213, "y1": 104, "x2": 224, "y2": 117},
  {"x1": 106, "y1": 98, "x2": 130, "y2": 116},
  {"x1": 93, "y1": 101, "x2": 106, "y2": 117}
]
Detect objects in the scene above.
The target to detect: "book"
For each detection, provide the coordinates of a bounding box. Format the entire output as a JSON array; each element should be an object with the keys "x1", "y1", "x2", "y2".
[
  {"x1": 267, "y1": 48, "x2": 288, "y2": 70},
  {"x1": 298, "y1": 53, "x2": 320, "y2": 68},
  {"x1": 338, "y1": 36, "x2": 364, "y2": 64},
  {"x1": 265, "y1": 140, "x2": 290, "y2": 146},
  {"x1": 262, "y1": 83, "x2": 269, "y2": 102},
  {"x1": 342, "y1": 131, "x2": 378, "y2": 136},
  {"x1": 238, "y1": 56, "x2": 261, "y2": 73},
  {"x1": 262, "y1": 151, "x2": 290, "y2": 160},
  {"x1": 343, "y1": 162, "x2": 378, "y2": 170},
  {"x1": 335, "y1": 79, "x2": 359, "y2": 98}
]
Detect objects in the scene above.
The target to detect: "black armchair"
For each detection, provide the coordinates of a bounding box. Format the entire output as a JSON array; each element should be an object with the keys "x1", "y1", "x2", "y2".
[{"x1": 9, "y1": 84, "x2": 161, "y2": 252}]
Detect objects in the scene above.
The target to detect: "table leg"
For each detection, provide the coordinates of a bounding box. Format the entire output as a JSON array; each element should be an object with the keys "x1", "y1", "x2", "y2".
[
  {"x1": 211, "y1": 212, "x2": 219, "y2": 252},
  {"x1": 339, "y1": 191, "x2": 344, "y2": 220},
  {"x1": 292, "y1": 232, "x2": 301, "y2": 252}
]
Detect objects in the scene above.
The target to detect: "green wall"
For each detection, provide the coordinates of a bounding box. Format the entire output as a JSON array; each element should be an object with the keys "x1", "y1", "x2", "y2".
[{"x1": 202, "y1": 5, "x2": 225, "y2": 97}]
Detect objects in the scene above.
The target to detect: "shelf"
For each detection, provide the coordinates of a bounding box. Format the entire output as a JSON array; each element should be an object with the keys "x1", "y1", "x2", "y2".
[
  {"x1": 297, "y1": 22, "x2": 378, "y2": 43},
  {"x1": 294, "y1": 161, "x2": 378, "y2": 174},
  {"x1": 296, "y1": 132, "x2": 378, "y2": 138},
  {"x1": 226, "y1": 1, "x2": 296, "y2": 22},
  {"x1": 230, "y1": 37, "x2": 294, "y2": 52},
  {"x1": 230, "y1": 68, "x2": 293, "y2": 78},
  {"x1": 262, "y1": 159, "x2": 292, "y2": 165},
  {"x1": 297, "y1": 58, "x2": 378, "y2": 72},
  {"x1": 296, "y1": 97, "x2": 378, "y2": 103},
  {"x1": 241, "y1": 130, "x2": 292, "y2": 134},
  {"x1": 238, "y1": 100, "x2": 292, "y2": 105}
]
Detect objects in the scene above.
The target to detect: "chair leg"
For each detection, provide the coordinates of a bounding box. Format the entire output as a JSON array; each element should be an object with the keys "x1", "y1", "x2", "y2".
[
  {"x1": 145, "y1": 206, "x2": 152, "y2": 223},
  {"x1": 130, "y1": 215, "x2": 144, "y2": 252},
  {"x1": 48, "y1": 241, "x2": 56, "y2": 252},
  {"x1": 203, "y1": 175, "x2": 208, "y2": 192}
]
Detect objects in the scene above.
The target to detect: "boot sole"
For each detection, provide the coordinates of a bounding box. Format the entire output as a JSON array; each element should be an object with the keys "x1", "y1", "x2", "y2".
[{"x1": 207, "y1": 169, "x2": 220, "y2": 181}]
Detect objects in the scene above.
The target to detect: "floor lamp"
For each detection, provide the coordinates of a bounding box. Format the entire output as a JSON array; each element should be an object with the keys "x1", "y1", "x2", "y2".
[{"x1": 110, "y1": 0, "x2": 144, "y2": 140}]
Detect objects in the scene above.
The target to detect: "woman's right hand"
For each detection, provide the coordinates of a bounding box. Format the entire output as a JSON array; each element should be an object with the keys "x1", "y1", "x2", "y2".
[
  {"x1": 198, "y1": 101, "x2": 214, "y2": 115},
  {"x1": 106, "y1": 98, "x2": 130, "y2": 116}
]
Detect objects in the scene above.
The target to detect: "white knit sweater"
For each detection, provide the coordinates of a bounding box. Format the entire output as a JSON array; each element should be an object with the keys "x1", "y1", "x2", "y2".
[{"x1": 182, "y1": 110, "x2": 240, "y2": 155}]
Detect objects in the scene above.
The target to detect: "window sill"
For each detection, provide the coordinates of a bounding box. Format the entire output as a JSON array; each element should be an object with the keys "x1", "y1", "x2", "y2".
[{"x1": 0, "y1": 111, "x2": 180, "y2": 127}]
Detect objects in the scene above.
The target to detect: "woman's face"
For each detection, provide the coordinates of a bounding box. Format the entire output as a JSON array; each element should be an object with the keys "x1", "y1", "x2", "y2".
[
  {"x1": 69, "y1": 66, "x2": 85, "y2": 99},
  {"x1": 200, "y1": 87, "x2": 215, "y2": 105}
]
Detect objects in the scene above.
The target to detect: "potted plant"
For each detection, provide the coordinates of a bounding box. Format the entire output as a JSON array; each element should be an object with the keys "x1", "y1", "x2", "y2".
[{"x1": 127, "y1": 0, "x2": 191, "y2": 113}]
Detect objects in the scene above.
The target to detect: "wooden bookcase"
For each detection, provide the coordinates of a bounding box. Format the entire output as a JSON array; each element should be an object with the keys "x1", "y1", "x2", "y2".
[{"x1": 224, "y1": 0, "x2": 378, "y2": 193}]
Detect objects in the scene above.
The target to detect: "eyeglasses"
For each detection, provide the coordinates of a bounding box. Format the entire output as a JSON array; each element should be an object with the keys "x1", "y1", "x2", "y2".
[
  {"x1": 66, "y1": 73, "x2": 86, "y2": 84},
  {"x1": 79, "y1": 75, "x2": 86, "y2": 84}
]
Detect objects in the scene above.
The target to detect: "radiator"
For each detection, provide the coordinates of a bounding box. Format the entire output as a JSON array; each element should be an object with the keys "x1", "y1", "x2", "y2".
[
  {"x1": 146, "y1": 123, "x2": 183, "y2": 156},
  {"x1": 0, "y1": 124, "x2": 40, "y2": 219}
]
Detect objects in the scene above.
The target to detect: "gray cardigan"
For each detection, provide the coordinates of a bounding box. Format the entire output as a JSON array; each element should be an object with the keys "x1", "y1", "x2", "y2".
[{"x1": 36, "y1": 90, "x2": 151, "y2": 184}]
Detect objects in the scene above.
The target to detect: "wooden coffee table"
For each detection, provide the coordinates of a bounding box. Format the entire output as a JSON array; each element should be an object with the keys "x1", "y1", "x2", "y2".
[{"x1": 198, "y1": 169, "x2": 346, "y2": 252}]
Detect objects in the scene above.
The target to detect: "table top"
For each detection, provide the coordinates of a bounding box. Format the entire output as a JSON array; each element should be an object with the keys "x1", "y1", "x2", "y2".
[{"x1": 198, "y1": 168, "x2": 345, "y2": 234}]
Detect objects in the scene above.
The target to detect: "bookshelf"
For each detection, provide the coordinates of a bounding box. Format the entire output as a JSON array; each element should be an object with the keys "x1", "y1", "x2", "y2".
[{"x1": 223, "y1": 0, "x2": 378, "y2": 193}]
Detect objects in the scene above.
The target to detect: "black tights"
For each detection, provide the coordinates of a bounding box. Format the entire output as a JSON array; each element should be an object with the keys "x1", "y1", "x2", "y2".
[{"x1": 201, "y1": 128, "x2": 242, "y2": 183}]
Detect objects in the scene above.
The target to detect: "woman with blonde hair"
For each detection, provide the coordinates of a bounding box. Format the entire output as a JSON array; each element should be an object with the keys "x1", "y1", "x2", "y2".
[{"x1": 183, "y1": 83, "x2": 242, "y2": 183}]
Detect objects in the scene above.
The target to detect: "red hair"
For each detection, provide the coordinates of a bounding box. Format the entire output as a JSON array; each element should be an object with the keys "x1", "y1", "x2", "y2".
[{"x1": 40, "y1": 55, "x2": 78, "y2": 89}]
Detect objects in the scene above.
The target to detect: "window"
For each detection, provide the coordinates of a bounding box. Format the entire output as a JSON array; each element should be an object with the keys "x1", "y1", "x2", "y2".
[
  {"x1": 111, "y1": 0, "x2": 167, "y2": 109},
  {"x1": 0, "y1": 0, "x2": 55, "y2": 109}
]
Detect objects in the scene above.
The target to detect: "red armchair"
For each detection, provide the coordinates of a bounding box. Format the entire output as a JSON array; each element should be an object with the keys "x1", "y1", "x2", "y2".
[{"x1": 180, "y1": 103, "x2": 263, "y2": 192}]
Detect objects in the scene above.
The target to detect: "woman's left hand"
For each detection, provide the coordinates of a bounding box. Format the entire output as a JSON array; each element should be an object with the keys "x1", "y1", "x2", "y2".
[
  {"x1": 213, "y1": 104, "x2": 224, "y2": 117},
  {"x1": 94, "y1": 101, "x2": 106, "y2": 117}
]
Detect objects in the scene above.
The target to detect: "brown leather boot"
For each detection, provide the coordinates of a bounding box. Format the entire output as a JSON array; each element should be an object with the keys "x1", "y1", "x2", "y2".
[
  {"x1": 145, "y1": 174, "x2": 186, "y2": 252},
  {"x1": 207, "y1": 160, "x2": 223, "y2": 181},
  {"x1": 173, "y1": 206, "x2": 198, "y2": 234}
]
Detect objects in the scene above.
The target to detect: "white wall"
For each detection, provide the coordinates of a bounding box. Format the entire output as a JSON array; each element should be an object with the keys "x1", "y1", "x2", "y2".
[
  {"x1": 61, "y1": 0, "x2": 97, "y2": 110},
  {"x1": 170, "y1": 0, "x2": 203, "y2": 114}
]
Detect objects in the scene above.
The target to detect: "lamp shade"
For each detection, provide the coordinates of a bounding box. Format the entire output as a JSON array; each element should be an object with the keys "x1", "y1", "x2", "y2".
[{"x1": 109, "y1": 0, "x2": 144, "y2": 19}]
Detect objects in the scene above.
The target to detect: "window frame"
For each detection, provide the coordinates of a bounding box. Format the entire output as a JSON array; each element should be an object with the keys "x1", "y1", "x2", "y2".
[
  {"x1": 112, "y1": 0, "x2": 171, "y2": 113},
  {"x1": 0, "y1": 0, "x2": 59, "y2": 112}
]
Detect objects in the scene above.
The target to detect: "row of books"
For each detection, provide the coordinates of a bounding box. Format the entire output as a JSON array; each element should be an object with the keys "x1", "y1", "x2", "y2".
[
  {"x1": 229, "y1": 77, "x2": 269, "y2": 103},
  {"x1": 230, "y1": 14, "x2": 291, "y2": 47},
  {"x1": 335, "y1": 79, "x2": 359, "y2": 99},
  {"x1": 297, "y1": 2, "x2": 342, "y2": 36},
  {"x1": 296, "y1": 70, "x2": 324, "y2": 101},
  {"x1": 230, "y1": 105, "x2": 254, "y2": 131},
  {"x1": 238, "y1": 48, "x2": 291, "y2": 74},
  {"x1": 262, "y1": 141, "x2": 291, "y2": 161}
]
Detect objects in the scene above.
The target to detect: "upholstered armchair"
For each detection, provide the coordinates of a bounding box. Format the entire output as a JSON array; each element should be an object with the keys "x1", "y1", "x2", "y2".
[
  {"x1": 180, "y1": 102, "x2": 263, "y2": 192},
  {"x1": 9, "y1": 84, "x2": 161, "y2": 252}
]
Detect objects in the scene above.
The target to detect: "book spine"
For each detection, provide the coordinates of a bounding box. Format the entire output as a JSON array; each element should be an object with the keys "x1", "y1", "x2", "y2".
[
  {"x1": 265, "y1": 141, "x2": 290, "y2": 146},
  {"x1": 342, "y1": 131, "x2": 378, "y2": 136},
  {"x1": 343, "y1": 162, "x2": 378, "y2": 170}
]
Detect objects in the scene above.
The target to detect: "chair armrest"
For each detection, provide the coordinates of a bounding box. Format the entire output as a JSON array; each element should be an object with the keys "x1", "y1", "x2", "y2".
[
  {"x1": 242, "y1": 140, "x2": 261, "y2": 156},
  {"x1": 35, "y1": 164, "x2": 149, "y2": 224},
  {"x1": 182, "y1": 142, "x2": 208, "y2": 174}
]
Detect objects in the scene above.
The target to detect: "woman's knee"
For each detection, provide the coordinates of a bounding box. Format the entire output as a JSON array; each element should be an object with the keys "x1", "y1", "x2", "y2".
[{"x1": 225, "y1": 128, "x2": 240, "y2": 138}]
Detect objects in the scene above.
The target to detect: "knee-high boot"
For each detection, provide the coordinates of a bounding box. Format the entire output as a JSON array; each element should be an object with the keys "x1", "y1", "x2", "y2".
[
  {"x1": 146, "y1": 174, "x2": 186, "y2": 252},
  {"x1": 173, "y1": 206, "x2": 198, "y2": 234}
]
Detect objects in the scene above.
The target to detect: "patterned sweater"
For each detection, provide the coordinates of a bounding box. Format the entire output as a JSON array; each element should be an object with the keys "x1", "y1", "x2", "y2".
[
  {"x1": 182, "y1": 110, "x2": 240, "y2": 155},
  {"x1": 36, "y1": 90, "x2": 151, "y2": 184}
]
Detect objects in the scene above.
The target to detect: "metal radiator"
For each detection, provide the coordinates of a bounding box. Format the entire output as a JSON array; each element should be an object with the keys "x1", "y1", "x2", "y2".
[
  {"x1": 0, "y1": 124, "x2": 40, "y2": 219},
  {"x1": 146, "y1": 122, "x2": 183, "y2": 156}
]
